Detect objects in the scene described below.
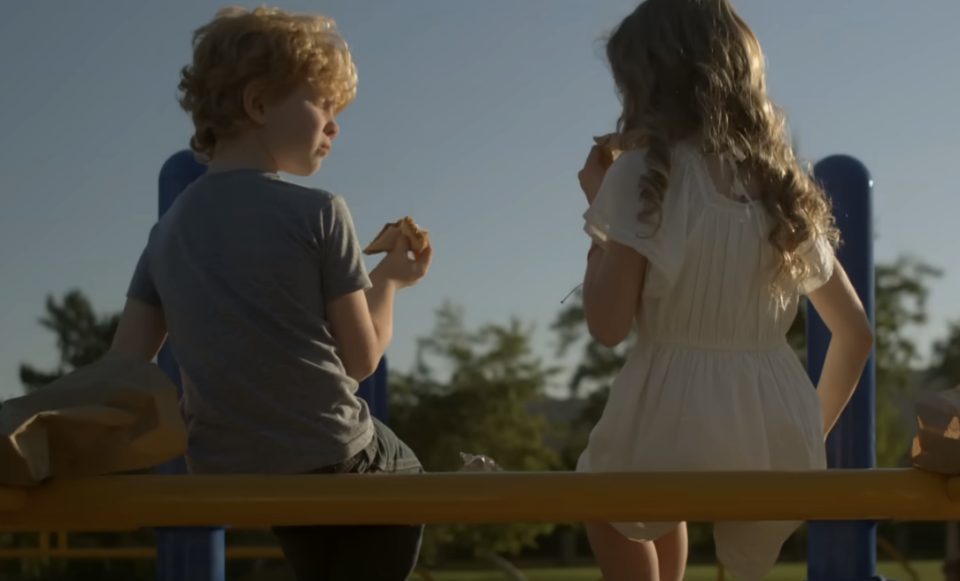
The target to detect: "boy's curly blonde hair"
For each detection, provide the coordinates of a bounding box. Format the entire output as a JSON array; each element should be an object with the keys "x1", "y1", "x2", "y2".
[
  {"x1": 605, "y1": 0, "x2": 839, "y2": 296},
  {"x1": 178, "y1": 6, "x2": 357, "y2": 161}
]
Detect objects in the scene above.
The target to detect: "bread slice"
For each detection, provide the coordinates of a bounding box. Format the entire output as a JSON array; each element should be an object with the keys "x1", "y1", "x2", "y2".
[
  {"x1": 593, "y1": 131, "x2": 649, "y2": 167},
  {"x1": 362, "y1": 216, "x2": 430, "y2": 255}
]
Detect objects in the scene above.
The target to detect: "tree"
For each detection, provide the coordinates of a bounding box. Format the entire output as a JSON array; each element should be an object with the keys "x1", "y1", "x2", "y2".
[
  {"x1": 19, "y1": 290, "x2": 120, "y2": 393},
  {"x1": 932, "y1": 321, "x2": 960, "y2": 386},
  {"x1": 389, "y1": 303, "x2": 561, "y2": 578},
  {"x1": 872, "y1": 258, "x2": 941, "y2": 466},
  {"x1": 931, "y1": 316, "x2": 960, "y2": 580},
  {"x1": 5, "y1": 290, "x2": 158, "y2": 581}
]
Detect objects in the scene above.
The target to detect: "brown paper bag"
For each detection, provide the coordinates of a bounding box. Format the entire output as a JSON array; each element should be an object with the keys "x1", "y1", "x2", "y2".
[
  {"x1": 0, "y1": 357, "x2": 187, "y2": 486},
  {"x1": 911, "y1": 386, "x2": 960, "y2": 474}
]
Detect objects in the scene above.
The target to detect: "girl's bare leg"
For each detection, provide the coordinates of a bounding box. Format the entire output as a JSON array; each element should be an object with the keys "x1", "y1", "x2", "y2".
[
  {"x1": 653, "y1": 523, "x2": 688, "y2": 581},
  {"x1": 586, "y1": 522, "x2": 659, "y2": 581}
]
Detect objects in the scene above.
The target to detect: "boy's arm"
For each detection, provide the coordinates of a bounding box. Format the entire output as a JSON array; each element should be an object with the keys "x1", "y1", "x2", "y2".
[
  {"x1": 321, "y1": 196, "x2": 386, "y2": 382},
  {"x1": 329, "y1": 232, "x2": 432, "y2": 381},
  {"x1": 107, "y1": 237, "x2": 168, "y2": 362},
  {"x1": 327, "y1": 273, "x2": 395, "y2": 382},
  {"x1": 363, "y1": 270, "x2": 396, "y2": 361},
  {"x1": 321, "y1": 197, "x2": 432, "y2": 382},
  {"x1": 107, "y1": 298, "x2": 168, "y2": 361}
]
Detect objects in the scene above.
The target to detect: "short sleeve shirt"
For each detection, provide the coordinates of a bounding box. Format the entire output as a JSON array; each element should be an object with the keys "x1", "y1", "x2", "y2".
[{"x1": 128, "y1": 169, "x2": 374, "y2": 474}]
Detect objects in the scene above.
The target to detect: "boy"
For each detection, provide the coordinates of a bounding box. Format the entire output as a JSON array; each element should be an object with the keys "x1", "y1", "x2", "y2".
[{"x1": 107, "y1": 7, "x2": 432, "y2": 580}]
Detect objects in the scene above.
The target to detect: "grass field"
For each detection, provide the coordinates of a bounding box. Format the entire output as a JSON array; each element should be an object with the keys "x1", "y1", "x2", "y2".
[
  {"x1": 246, "y1": 559, "x2": 942, "y2": 581},
  {"x1": 414, "y1": 560, "x2": 941, "y2": 581}
]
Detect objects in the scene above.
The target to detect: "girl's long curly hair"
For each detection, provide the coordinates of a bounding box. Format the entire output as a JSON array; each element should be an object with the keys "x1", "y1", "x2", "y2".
[{"x1": 606, "y1": 0, "x2": 838, "y2": 294}]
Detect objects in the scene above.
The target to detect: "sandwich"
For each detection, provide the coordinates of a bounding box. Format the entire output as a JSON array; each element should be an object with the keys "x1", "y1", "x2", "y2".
[
  {"x1": 362, "y1": 216, "x2": 430, "y2": 255},
  {"x1": 593, "y1": 131, "x2": 648, "y2": 168}
]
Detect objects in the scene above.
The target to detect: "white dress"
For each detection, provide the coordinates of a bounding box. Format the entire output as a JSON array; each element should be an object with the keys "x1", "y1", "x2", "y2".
[{"x1": 577, "y1": 142, "x2": 833, "y2": 581}]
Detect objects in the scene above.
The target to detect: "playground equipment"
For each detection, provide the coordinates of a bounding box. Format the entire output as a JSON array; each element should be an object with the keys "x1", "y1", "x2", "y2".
[
  {"x1": 806, "y1": 156, "x2": 879, "y2": 581},
  {"x1": 1, "y1": 468, "x2": 960, "y2": 530},
  {"x1": 0, "y1": 151, "x2": 925, "y2": 581}
]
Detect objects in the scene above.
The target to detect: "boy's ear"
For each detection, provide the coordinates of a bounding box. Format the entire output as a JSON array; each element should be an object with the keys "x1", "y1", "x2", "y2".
[{"x1": 242, "y1": 80, "x2": 270, "y2": 126}]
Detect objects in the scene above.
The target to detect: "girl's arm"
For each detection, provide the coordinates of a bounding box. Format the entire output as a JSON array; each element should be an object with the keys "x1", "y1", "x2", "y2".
[
  {"x1": 582, "y1": 241, "x2": 648, "y2": 348},
  {"x1": 806, "y1": 260, "x2": 875, "y2": 438}
]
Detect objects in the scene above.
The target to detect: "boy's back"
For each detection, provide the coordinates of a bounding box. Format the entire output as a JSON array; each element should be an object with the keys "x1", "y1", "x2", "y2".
[
  {"x1": 129, "y1": 169, "x2": 374, "y2": 474},
  {"x1": 108, "y1": 7, "x2": 433, "y2": 579}
]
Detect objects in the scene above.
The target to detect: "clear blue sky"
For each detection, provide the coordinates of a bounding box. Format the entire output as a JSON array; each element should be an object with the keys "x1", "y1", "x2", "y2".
[{"x1": 0, "y1": 1, "x2": 956, "y2": 400}]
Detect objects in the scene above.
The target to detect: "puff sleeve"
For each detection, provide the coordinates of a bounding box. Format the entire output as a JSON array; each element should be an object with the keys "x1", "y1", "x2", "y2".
[
  {"x1": 797, "y1": 233, "x2": 836, "y2": 295},
  {"x1": 583, "y1": 148, "x2": 692, "y2": 298}
]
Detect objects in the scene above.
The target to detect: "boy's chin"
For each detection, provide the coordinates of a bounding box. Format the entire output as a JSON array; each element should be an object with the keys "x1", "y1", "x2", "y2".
[{"x1": 283, "y1": 159, "x2": 323, "y2": 177}]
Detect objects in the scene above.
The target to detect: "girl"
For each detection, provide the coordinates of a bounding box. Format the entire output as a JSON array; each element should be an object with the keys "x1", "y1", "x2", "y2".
[{"x1": 575, "y1": 1, "x2": 874, "y2": 581}]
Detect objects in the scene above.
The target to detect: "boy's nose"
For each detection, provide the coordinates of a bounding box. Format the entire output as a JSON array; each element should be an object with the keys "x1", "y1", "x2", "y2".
[{"x1": 325, "y1": 121, "x2": 339, "y2": 139}]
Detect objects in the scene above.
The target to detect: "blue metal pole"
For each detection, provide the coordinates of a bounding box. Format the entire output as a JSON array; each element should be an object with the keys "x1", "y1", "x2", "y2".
[
  {"x1": 155, "y1": 149, "x2": 207, "y2": 477},
  {"x1": 155, "y1": 150, "x2": 225, "y2": 581},
  {"x1": 156, "y1": 528, "x2": 226, "y2": 581},
  {"x1": 805, "y1": 156, "x2": 881, "y2": 581},
  {"x1": 357, "y1": 357, "x2": 389, "y2": 422},
  {"x1": 372, "y1": 357, "x2": 389, "y2": 423}
]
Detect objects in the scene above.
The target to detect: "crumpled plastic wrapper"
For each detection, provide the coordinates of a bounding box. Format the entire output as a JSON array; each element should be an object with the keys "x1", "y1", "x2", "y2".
[
  {"x1": 458, "y1": 452, "x2": 504, "y2": 472},
  {"x1": 911, "y1": 386, "x2": 960, "y2": 475}
]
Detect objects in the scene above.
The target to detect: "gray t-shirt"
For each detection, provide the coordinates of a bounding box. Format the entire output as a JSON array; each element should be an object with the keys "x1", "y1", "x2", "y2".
[{"x1": 128, "y1": 169, "x2": 374, "y2": 474}]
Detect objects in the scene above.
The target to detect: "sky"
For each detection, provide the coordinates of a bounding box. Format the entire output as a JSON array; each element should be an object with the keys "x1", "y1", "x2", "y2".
[{"x1": 0, "y1": 1, "x2": 956, "y2": 401}]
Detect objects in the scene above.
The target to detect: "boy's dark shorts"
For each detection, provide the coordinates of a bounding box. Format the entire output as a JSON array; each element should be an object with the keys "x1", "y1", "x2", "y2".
[
  {"x1": 272, "y1": 418, "x2": 424, "y2": 581},
  {"x1": 315, "y1": 417, "x2": 422, "y2": 476}
]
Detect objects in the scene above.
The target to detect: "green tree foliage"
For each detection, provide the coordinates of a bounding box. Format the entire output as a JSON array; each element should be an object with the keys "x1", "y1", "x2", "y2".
[
  {"x1": 6, "y1": 291, "x2": 157, "y2": 581},
  {"x1": 927, "y1": 276, "x2": 960, "y2": 576},
  {"x1": 19, "y1": 290, "x2": 119, "y2": 393},
  {"x1": 932, "y1": 321, "x2": 960, "y2": 386},
  {"x1": 389, "y1": 303, "x2": 561, "y2": 567},
  {"x1": 872, "y1": 258, "x2": 941, "y2": 466}
]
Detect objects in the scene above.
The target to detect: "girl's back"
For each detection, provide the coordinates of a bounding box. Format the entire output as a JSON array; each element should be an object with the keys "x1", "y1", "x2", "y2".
[
  {"x1": 598, "y1": 142, "x2": 833, "y2": 349},
  {"x1": 576, "y1": 2, "x2": 873, "y2": 581},
  {"x1": 579, "y1": 141, "x2": 833, "y2": 581}
]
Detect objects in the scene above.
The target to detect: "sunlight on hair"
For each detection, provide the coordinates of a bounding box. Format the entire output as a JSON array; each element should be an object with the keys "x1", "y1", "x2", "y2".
[
  {"x1": 177, "y1": 6, "x2": 357, "y2": 162},
  {"x1": 604, "y1": 0, "x2": 839, "y2": 300}
]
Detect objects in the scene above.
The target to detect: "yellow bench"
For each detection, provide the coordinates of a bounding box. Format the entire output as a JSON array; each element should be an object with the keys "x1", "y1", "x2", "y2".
[{"x1": 0, "y1": 469, "x2": 956, "y2": 531}]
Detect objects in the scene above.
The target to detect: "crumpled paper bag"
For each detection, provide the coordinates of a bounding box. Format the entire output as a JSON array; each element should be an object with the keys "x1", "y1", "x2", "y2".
[
  {"x1": 911, "y1": 386, "x2": 960, "y2": 474},
  {"x1": 0, "y1": 357, "x2": 187, "y2": 486}
]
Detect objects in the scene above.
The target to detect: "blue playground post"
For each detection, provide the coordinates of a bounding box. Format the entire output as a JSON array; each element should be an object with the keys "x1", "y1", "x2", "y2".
[
  {"x1": 155, "y1": 150, "x2": 225, "y2": 581},
  {"x1": 805, "y1": 156, "x2": 882, "y2": 581},
  {"x1": 154, "y1": 150, "x2": 390, "y2": 580},
  {"x1": 357, "y1": 357, "x2": 390, "y2": 422}
]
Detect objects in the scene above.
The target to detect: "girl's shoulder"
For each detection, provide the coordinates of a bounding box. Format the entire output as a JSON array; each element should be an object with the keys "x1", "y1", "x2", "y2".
[
  {"x1": 604, "y1": 139, "x2": 701, "y2": 170},
  {"x1": 602, "y1": 141, "x2": 701, "y2": 200}
]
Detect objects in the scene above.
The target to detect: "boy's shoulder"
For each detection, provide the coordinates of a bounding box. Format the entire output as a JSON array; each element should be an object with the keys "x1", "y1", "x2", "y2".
[
  {"x1": 248, "y1": 174, "x2": 340, "y2": 207},
  {"x1": 173, "y1": 172, "x2": 354, "y2": 231},
  {"x1": 210, "y1": 172, "x2": 350, "y2": 217},
  {"x1": 241, "y1": 176, "x2": 357, "y2": 232}
]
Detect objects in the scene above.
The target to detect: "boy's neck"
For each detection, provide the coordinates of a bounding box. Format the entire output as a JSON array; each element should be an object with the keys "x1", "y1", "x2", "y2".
[{"x1": 207, "y1": 135, "x2": 279, "y2": 175}]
